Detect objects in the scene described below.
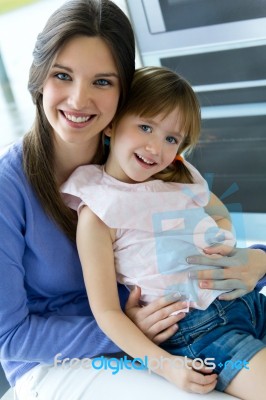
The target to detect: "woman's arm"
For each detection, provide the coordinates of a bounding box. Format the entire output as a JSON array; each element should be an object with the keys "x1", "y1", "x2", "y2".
[
  {"x1": 0, "y1": 161, "x2": 122, "y2": 378},
  {"x1": 77, "y1": 206, "x2": 217, "y2": 394},
  {"x1": 193, "y1": 190, "x2": 266, "y2": 299}
]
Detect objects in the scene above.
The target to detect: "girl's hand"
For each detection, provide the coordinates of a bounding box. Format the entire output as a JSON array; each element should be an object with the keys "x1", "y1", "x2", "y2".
[
  {"x1": 125, "y1": 286, "x2": 186, "y2": 344},
  {"x1": 187, "y1": 245, "x2": 266, "y2": 300},
  {"x1": 161, "y1": 355, "x2": 217, "y2": 394}
]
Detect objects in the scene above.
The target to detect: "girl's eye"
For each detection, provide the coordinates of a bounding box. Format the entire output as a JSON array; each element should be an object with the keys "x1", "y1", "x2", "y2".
[
  {"x1": 166, "y1": 136, "x2": 178, "y2": 144},
  {"x1": 94, "y1": 79, "x2": 111, "y2": 86},
  {"x1": 55, "y1": 73, "x2": 71, "y2": 81},
  {"x1": 139, "y1": 125, "x2": 152, "y2": 133}
]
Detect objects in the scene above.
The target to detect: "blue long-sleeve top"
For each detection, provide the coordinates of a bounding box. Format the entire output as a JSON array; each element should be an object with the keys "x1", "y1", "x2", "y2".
[
  {"x1": 252, "y1": 244, "x2": 266, "y2": 290},
  {"x1": 0, "y1": 141, "x2": 128, "y2": 386}
]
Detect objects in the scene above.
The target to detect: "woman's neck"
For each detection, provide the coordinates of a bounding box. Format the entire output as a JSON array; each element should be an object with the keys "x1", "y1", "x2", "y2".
[{"x1": 54, "y1": 138, "x2": 100, "y2": 185}]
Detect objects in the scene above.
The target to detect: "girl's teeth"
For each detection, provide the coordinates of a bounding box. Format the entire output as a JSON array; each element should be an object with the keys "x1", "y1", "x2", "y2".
[
  {"x1": 65, "y1": 114, "x2": 90, "y2": 123},
  {"x1": 137, "y1": 154, "x2": 155, "y2": 165}
]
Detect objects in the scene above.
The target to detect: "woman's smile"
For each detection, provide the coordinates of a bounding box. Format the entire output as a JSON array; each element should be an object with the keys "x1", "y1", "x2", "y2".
[
  {"x1": 60, "y1": 110, "x2": 96, "y2": 128},
  {"x1": 42, "y1": 35, "x2": 120, "y2": 146}
]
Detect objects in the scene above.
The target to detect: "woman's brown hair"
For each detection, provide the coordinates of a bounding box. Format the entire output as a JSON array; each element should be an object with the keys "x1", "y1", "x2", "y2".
[
  {"x1": 23, "y1": 0, "x2": 135, "y2": 241},
  {"x1": 112, "y1": 66, "x2": 201, "y2": 184}
]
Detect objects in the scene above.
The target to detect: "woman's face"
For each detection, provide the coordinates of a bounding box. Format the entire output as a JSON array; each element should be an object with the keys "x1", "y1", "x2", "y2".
[{"x1": 42, "y1": 35, "x2": 120, "y2": 149}]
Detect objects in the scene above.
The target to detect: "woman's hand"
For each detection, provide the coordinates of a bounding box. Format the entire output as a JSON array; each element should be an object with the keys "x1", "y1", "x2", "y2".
[
  {"x1": 187, "y1": 245, "x2": 266, "y2": 300},
  {"x1": 161, "y1": 355, "x2": 217, "y2": 394},
  {"x1": 125, "y1": 286, "x2": 186, "y2": 344}
]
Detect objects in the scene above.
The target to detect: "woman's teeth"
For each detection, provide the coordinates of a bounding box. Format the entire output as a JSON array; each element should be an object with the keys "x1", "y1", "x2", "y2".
[{"x1": 65, "y1": 113, "x2": 90, "y2": 123}]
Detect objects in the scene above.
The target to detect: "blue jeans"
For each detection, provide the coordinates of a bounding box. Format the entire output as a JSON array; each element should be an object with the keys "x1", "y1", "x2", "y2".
[{"x1": 161, "y1": 290, "x2": 266, "y2": 391}]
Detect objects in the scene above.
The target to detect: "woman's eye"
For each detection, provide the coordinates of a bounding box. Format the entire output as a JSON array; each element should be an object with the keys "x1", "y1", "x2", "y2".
[
  {"x1": 55, "y1": 73, "x2": 71, "y2": 81},
  {"x1": 95, "y1": 79, "x2": 111, "y2": 86},
  {"x1": 166, "y1": 136, "x2": 178, "y2": 144},
  {"x1": 139, "y1": 125, "x2": 152, "y2": 133}
]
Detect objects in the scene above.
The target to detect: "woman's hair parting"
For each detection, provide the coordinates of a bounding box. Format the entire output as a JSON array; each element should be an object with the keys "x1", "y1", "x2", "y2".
[
  {"x1": 23, "y1": 0, "x2": 135, "y2": 241},
  {"x1": 113, "y1": 66, "x2": 201, "y2": 183}
]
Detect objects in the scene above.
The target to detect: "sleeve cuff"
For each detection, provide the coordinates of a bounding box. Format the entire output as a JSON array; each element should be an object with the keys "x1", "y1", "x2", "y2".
[{"x1": 250, "y1": 244, "x2": 266, "y2": 290}]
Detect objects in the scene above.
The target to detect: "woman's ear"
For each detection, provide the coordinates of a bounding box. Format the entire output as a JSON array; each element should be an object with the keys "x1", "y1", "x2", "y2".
[{"x1": 103, "y1": 123, "x2": 113, "y2": 137}]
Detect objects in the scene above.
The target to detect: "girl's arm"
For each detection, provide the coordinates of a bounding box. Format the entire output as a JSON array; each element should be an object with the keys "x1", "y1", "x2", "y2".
[
  {"x1": 204, "y1": 192, "x2": 232, "y2": 232},
  {"x1": 77, "y1": 206, "x2": 217, "y2": 394}
]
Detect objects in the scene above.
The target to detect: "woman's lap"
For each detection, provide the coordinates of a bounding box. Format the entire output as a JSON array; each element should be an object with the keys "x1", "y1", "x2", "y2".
[
  {"x1": 14, "y1": 363, "x2": 239, "y2": 400},
  {"x1": 15, "y1": 291, "x2": 266, "y2": 399}
]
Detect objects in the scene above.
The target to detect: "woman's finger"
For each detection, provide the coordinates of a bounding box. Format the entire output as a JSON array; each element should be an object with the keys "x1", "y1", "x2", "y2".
[
  {"x1": 189, "y1": 262, "x2": 248, "y2": 280},
  {"x1": 187, "y1": 254, "x2": 238, "y2": 268},
  {"x1": 199, "y1": 278, "x2": 247, "y2": 291},
  {"x1": 148, "y1": 312, "x2": 185, "y2": 340},
  {"x1": 219, "y1": 288, "x2": 248, "y2": 300},
  {"x1": 152, "y1": 323, "x2": 179, "y2": 344},
  {"x1": 141, "y1": 306, "x2": 186, "y2": 340}
]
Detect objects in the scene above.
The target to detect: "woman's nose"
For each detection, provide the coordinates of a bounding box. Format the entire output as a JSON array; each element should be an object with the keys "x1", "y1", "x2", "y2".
[{"x1": 69, "y1": 83, "x2": 92, "y2": 110}]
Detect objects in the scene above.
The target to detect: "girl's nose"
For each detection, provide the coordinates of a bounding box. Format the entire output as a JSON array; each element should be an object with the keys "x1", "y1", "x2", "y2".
[{"x1": 145, "y1": 138, "x2": 162, "y2": 155}]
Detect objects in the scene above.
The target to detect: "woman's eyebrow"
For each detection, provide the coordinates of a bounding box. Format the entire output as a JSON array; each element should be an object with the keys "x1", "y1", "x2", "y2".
[
  {"x1": 94, "y1": 72, "x2": 119, "y2": 79},
  {"x1": 52, "y1": 63, "x2": 72, "y2": 72},
  {"x1": 52, "y1": 64, "x2": 119, "y2": 79}
]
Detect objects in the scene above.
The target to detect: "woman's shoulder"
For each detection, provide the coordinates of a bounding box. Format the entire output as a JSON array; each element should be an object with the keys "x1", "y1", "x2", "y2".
[
  {"x1": 0, "y1": 139, "x2": 25, "y2": 182},
  {"x1": 0, "y1": 140, "x2": 31, "y2": 214}
]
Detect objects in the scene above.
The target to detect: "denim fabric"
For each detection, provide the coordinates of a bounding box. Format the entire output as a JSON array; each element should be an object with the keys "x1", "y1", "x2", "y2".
[{"x1": 161, "y1": 290, "x2": 266, "y2": 392}]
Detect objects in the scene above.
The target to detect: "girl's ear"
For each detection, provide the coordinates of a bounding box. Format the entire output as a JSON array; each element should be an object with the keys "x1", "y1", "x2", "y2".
[{"x1": 103, "y1": 123, "x2": 113, "y2": 137}]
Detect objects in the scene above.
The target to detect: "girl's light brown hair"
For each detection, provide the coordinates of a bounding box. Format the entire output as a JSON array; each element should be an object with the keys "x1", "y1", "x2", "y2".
[
  {"x1": 23, "y1": 0, "x2": 135, "y2": 241},
  {"x1": 113, "y1": 66, "x2": 201, "y2": 183}
]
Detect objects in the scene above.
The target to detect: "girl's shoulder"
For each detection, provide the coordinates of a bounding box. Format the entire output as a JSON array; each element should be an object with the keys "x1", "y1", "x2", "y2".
[
  {"x1": 61, "y1": 164, "x2": 103, "y2": 196},
  {"x1": 182, "y1": 159, "x2": 207, "y2": 186}
]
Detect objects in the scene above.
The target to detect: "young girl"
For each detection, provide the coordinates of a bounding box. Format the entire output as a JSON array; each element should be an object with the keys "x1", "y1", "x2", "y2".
[{"x1": 61, "y1": 66, "x2": 266, "y2": 399}]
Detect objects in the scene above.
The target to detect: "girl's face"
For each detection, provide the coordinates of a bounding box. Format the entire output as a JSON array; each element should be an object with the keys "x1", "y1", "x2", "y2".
[
  {"x1": 105, "y1": 111, "x2": 184, "y2": 183},
  {"x1": 42, "y1": 35, "x2": 120, "y2": 150}
]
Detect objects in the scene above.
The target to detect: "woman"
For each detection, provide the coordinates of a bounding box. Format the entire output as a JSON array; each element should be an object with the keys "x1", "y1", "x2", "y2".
[
  {"x1": 0, "y1": 1, "x2": 191, "y2": 399},
  {"x1": 0, "y1": 0, "x2": 265, "y2": 399}
]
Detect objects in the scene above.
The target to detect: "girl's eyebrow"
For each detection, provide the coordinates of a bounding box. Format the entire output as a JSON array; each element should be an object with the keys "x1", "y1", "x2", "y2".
[
  {"x1": 141, "y1": 117, "x2": 184, "y2": 139},
  {"x1": 52, "y1": 63, "x2": 119, "y2": 79}
]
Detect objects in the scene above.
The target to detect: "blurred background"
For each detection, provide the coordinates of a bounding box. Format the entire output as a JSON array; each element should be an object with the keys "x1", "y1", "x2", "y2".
[{"x1": 0, "y1": 0, "x2": 64, "y2": 147}]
